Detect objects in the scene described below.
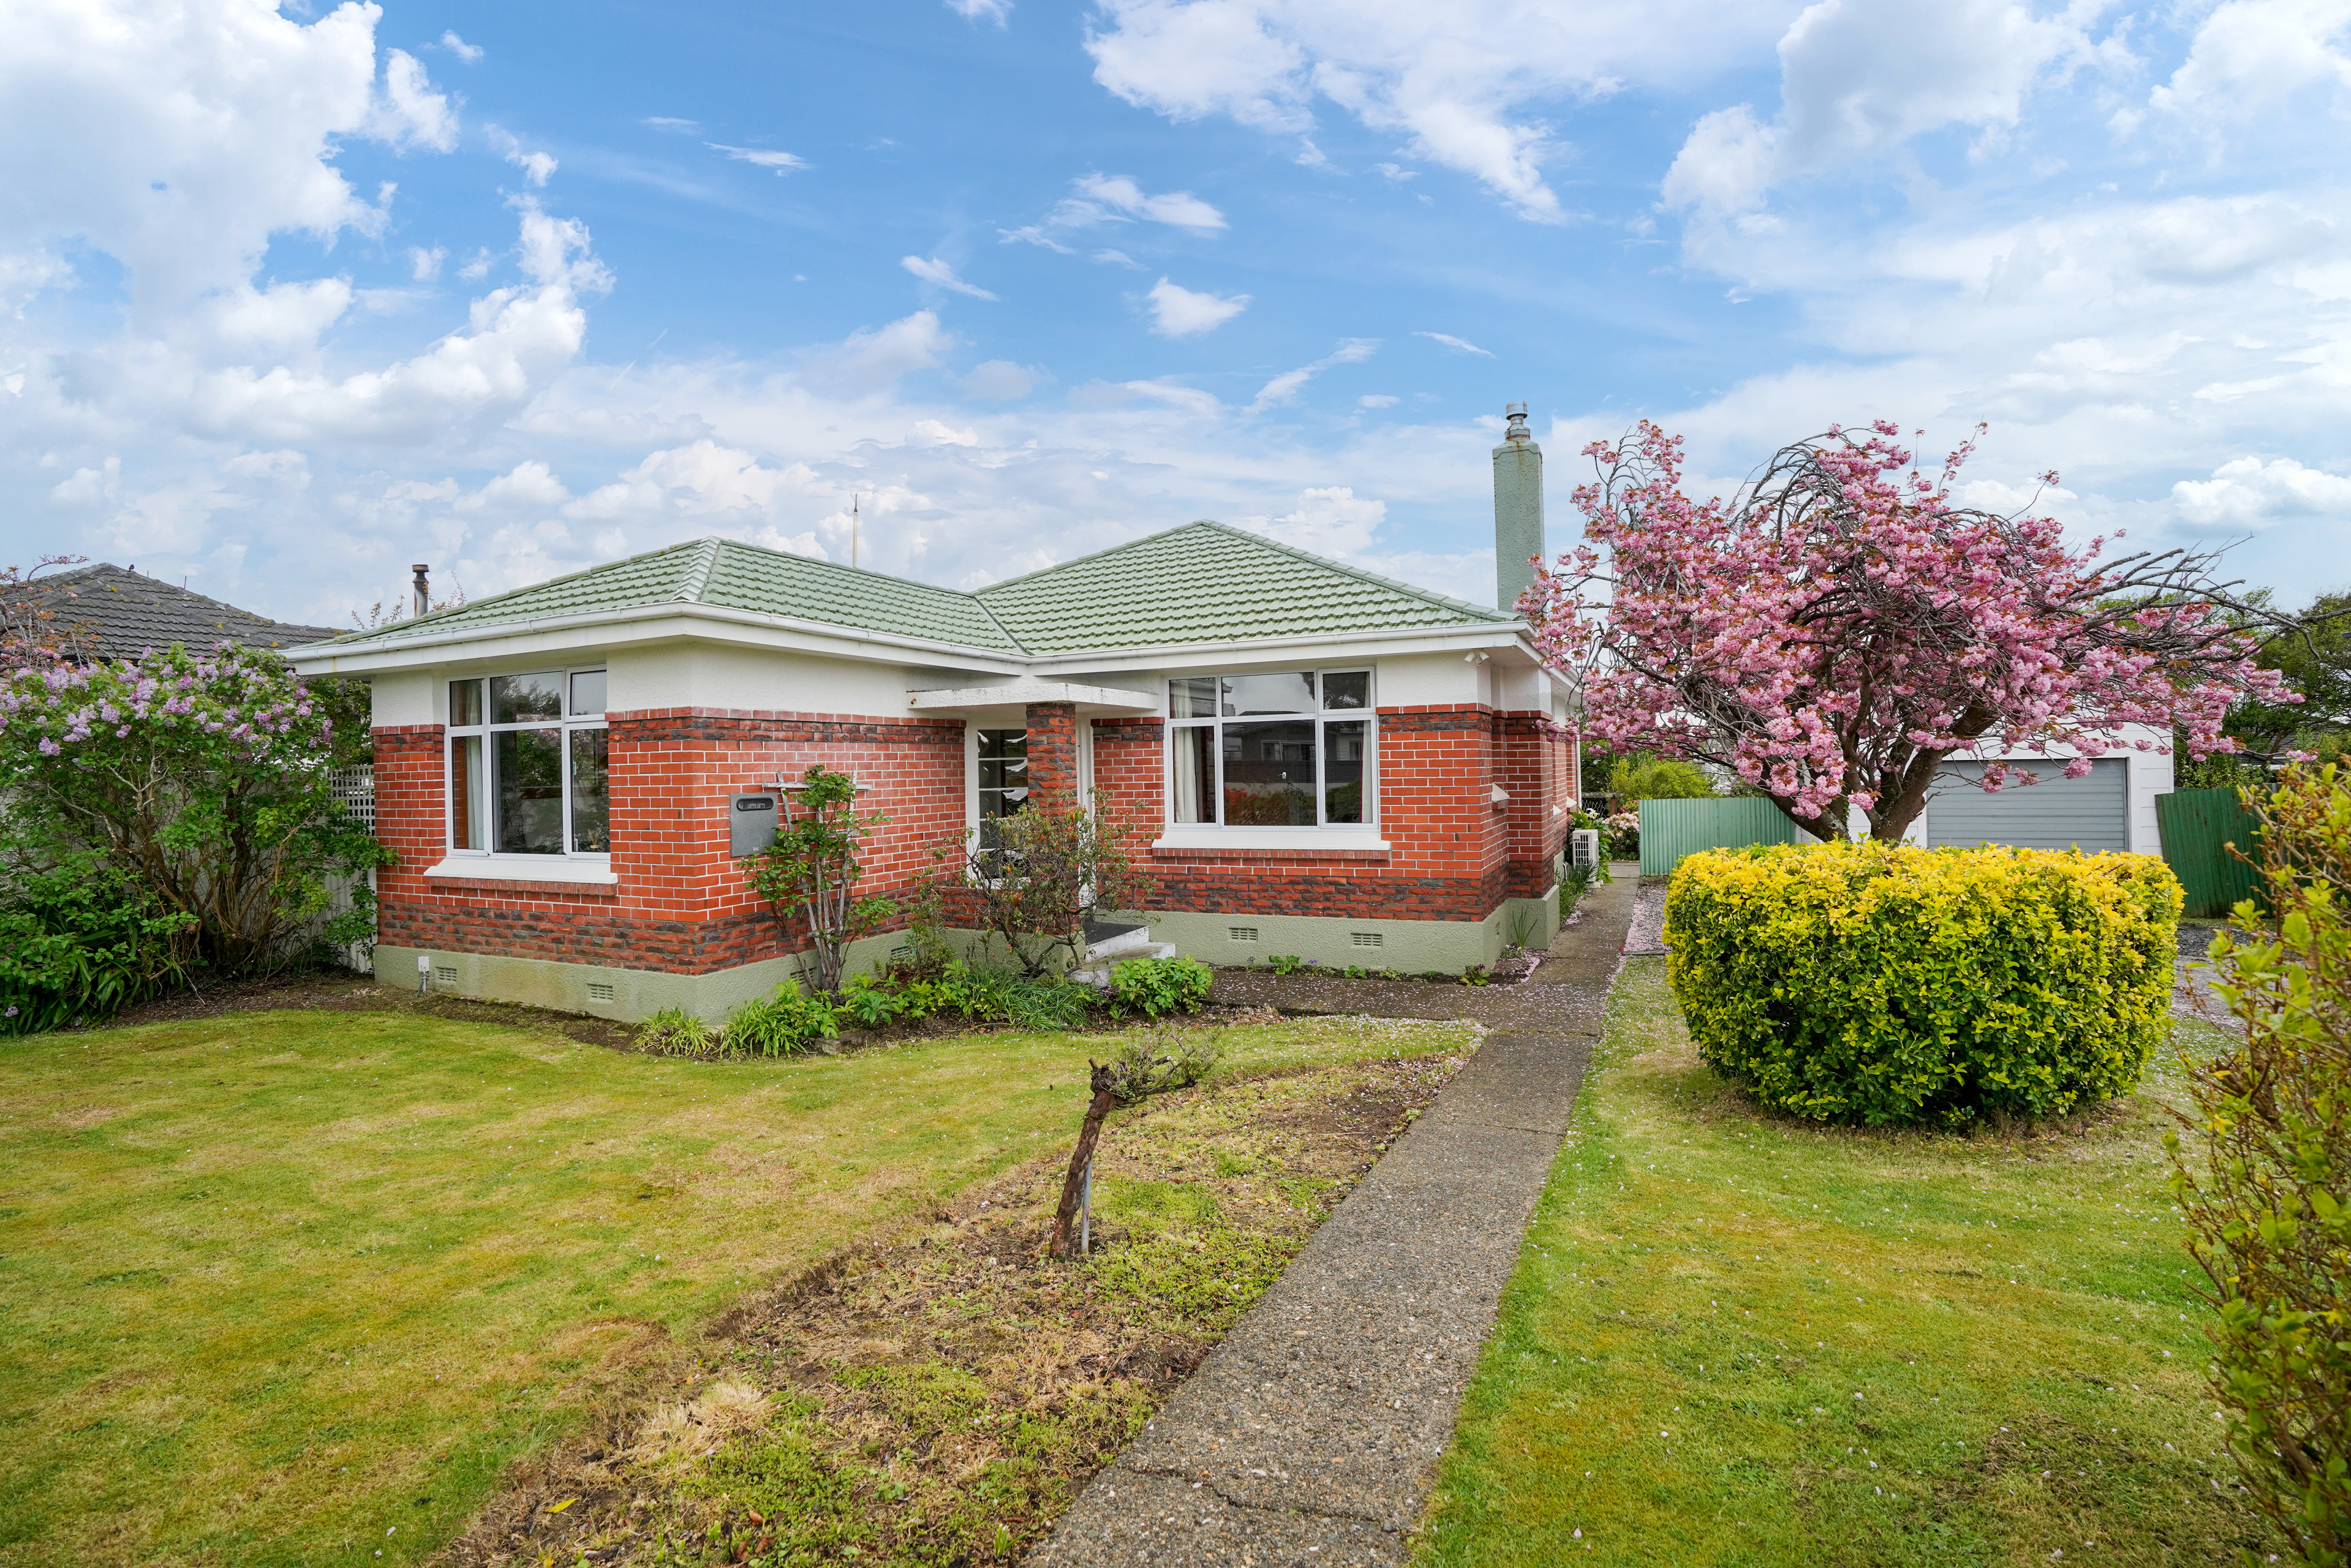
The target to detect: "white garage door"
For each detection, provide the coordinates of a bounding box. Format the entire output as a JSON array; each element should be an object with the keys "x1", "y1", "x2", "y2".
[{"x1": 1925, "y1": 758, "x2": 2128, "y2": 853}]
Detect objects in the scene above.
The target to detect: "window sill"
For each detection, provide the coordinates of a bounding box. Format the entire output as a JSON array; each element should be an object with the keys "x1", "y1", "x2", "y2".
[
  {"x1": 425, "y1": 856, "x2": 618, "y2": 887},
  {"x1": 1151, "y1": 827, "x2": 1389, "y2": 853}
]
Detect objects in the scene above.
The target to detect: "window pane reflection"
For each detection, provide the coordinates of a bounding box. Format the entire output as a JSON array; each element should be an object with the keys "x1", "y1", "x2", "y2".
[
  {"x1": 568, "y1": 669, "x2": 606, "y2": 717},
  {"x1": 492, "y1": 673, "x2": 564, "y2": 724},
  {"x1": 1222, "y1": 720, "x2": 1316, "y2": 826},
  {"x1": 568, "y1": 729, "x2": 610, "y2": 852},
  {"x1": 496, "y1": 729, "x2": 564, "y2": 853},
  {"x1": 1221, "y1": 672, "x2": 1315, "y2": 716},
  {"x1": 1321, "y1": 672, "x2": 1370, "y2": 710},
  {"x1": 1325, "y1": 720, "x2": 1368, "y2": 823}
]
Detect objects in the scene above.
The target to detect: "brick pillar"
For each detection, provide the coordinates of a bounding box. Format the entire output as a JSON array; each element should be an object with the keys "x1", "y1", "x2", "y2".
[{"x1": 1025, "y1": 702, "x2": 1078, "y2": 805}]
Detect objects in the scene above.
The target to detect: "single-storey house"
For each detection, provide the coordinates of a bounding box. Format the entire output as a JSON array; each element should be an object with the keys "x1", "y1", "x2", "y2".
[{"x1": 290, "y1": 414, "x2": 1579, "y2": 1022}]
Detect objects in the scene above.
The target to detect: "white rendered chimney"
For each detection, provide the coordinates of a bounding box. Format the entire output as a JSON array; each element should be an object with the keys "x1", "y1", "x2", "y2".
[{"x1": 1492, "y1": 402, "x2": 1544, "y2": 616}]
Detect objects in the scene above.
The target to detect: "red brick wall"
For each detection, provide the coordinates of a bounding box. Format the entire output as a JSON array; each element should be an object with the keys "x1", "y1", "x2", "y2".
[
  {"x1": 1024, "y1": 701, "x2": 1078, "y2": 804},
  {"x1": 373, "y1": 708, "x2": 964, "y2": 976},
  {"x1": 1085, "y1": 702, "x2": 1541, "y2": 923},
  {"x1": 373, "y1": 691, "x2": 1572, "y2": 975}
]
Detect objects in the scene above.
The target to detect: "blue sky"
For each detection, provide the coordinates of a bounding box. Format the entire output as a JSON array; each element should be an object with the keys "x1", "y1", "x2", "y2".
[{"x1": 2, "y1": 0, "x2": 2346, "y2": 626}]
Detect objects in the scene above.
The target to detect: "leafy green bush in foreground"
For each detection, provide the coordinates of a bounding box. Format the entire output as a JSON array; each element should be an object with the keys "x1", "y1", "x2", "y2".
[
  {"x1": 2171, "y1": 764, "x2": 2351, "y2": 1565},
  {"x1": 0, "y1": 855, "x2": 196, "y2": 1034},
  {"x1": 1110, "y1": 955, "x2": 1213, "y2": 1019},
  {"x1": 1665, "y1": 839, "x2": 2180, "y2": 1126}
]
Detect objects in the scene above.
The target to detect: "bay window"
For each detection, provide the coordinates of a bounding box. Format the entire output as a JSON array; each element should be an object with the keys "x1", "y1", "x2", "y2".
[
  {"x1": 1168, "y1": 669, "x2": 1372, "y2": 827},
  {"x1": 447, "y1": 669, "x2": 609, "y2": 856}
]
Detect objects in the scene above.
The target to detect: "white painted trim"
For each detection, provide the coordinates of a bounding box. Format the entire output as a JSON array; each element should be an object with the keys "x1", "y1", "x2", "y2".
[
  {"x1": 908, "y1": 679, "x2": 1158, "y2": 712},
  {"x1": 425, "y1": 856, "x2": 619, "y2": 885},
  {"x1": 1152, "y1": 827, "x2": 1390, "y2": 852}
]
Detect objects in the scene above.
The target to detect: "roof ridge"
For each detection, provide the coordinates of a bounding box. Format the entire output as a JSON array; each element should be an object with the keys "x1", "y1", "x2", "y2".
[
  {"x1": 676, "y1": 537, "x2": 723, "y2": 603},
  {"x1": 326, "y1": 537, "x2": 712, "y2": 646},
  {"x1": 1207, "y1": 522, "x2": 1519, "y2": 623},
  {"x1": 972, "y1": 521, "x2": 1222, "y2": 597},
  {"x1": 978, "y1": 519, "x2": 1515, "y2": 624}
]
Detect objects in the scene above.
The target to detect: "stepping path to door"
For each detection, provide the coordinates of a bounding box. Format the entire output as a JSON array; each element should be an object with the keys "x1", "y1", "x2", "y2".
[{"x1": 1029, "y1": 870, "x2": 1642, "y2": 1567}]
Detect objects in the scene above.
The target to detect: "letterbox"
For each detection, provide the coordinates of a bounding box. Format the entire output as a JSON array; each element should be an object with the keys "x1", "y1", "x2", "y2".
[{"x1": 730, "y1": 791, "x2": 780, "y2": 858}]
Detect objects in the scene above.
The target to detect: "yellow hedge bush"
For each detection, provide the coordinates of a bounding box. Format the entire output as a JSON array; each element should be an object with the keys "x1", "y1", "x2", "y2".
[{"x1": 1664, "y1": 840, "x2": 2182, "y2": 1127}]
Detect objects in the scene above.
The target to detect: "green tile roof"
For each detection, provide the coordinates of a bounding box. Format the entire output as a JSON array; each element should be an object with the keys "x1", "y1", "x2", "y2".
[
  {"x1": 973, "y1": 521, "x2": 1510, "y2": 652},
  {"x1": 310, "y1": 522, "x2": 1509, "y2": 658},
  {"x1": 313, "y1": 538, "x2": 1020, "y2": 653}
]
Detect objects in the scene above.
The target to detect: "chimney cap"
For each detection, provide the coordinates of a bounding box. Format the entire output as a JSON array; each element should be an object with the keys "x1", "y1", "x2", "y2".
[
  {"x1": 411, "y1": 563, "x2": 430, "y2": 575},
  {"x1": 1503, "y1": 402, "x2": 1530, "y2": 441}
]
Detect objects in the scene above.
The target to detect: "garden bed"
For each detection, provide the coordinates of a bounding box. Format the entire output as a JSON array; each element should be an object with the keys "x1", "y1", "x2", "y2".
[{"x1": 433, "y1": 1049, "x2": 1473, "y2": 1566}]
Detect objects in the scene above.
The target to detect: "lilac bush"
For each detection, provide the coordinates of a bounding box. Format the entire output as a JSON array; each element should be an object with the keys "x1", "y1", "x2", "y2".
[{"x1": 0, "y1": 643, "x2": 390, "y2": 973}]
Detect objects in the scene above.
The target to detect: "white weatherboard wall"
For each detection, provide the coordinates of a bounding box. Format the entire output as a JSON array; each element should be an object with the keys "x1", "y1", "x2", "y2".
[{"x1": 1909, "y1": 726, "x2": 2172, "y2": 856}]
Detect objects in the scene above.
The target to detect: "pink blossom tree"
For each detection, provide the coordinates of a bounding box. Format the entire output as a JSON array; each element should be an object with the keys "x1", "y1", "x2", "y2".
[{"x1": 1522, "y1": 419, "x2": 2300, "y2": 843}]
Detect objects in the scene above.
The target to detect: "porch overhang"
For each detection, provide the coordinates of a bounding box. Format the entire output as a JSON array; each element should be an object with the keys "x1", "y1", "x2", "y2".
[{"x1": 905, "y1": 679, "x2": 1158, "y2": 715}]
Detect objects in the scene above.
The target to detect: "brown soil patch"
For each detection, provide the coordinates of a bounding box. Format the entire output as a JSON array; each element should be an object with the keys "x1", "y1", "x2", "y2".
[{"x1": 432, "y1": 1051, "x2": 1465, "y2": 1567}]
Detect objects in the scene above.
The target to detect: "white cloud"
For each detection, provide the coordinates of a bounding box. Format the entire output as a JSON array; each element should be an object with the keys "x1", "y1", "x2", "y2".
[
  {"x1": 0, "y1": 0, "x2": 458, "y2": 309},
  {"x1": 1415, "y1": 330, "x2": 1492, "y2": 356},
  {"x1": 370, "y1": 48, "x2": 461, "y2": 153},
  {"x1": 409, "y1": 246, "x2": 447, "y2": 282},
  {"x1": 438, "y1": 31, "x2": 483, "y2": 64},
  {"x1": 1246, "y1": 484, "x2": 1386, "y2": 558},
  {"x1": 1359, "y1": 393, "x2": 1398, "y2": 408},
  {"x1": 901, "y1": 255, "x2": 998, "y2": 300},
  {"x1": 183, "y1": 202, "x2": 609, "y2": 443},
  {"x1": 2145, "y1": 0, "x2": 2351, "y2": 124},
  {"x1": 487, "y1": 126, "x2": 557, "y2": 187},
  {"x1": 946, "y1": 0, "x2": 1013, "y2": 24},
  {"x1": 2172, "y1": 455, "x2": 2351, "y2": 527},
  {"x1": 708, "y1": 143, "x2": 808, "y2": 174},
  {"x1": 1373, "y1": 162, "x2": 1415, "y2": 181},
  {"x1": 1004, "y1": 172, "x2": 1229, "y2": 251},
  {"x1": 1082, "y1": 0, "x2": 1800, "y2": 222},
  {"x1": 799, "y1": 310, "x2": 955, "y2": 392},
  {"x1": 1072, "y1": 173, "x2": 1226, "y2": 232},
  {"x1": 963, "y1": 360, "x2": 1040, "y2": 399},
  {"x1": 1147, "y1": 277, "x2": 1249, "y2": 336},
  {"x1": 642, "y1": 116, "x2": 699, "y2": 131},
  {"x1": 1249, "y1": 337, "x2": 1378, "y2": 410},
  {"x1": 1664, "y1": 0, "x2": 2107, "y2": 217}
]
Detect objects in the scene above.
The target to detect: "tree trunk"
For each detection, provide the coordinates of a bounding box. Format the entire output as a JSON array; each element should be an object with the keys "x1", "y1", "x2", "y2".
[{"x1": 1048, "y1": 1062, "x2": 1121, "y2": 1258}]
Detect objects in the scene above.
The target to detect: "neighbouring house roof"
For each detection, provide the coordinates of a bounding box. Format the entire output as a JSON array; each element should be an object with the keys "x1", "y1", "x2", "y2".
[
  {"x1": 19, "y1": 562, "x2": 343, "y2": 661},
  {"x1": 303, "y1": 521, "x2": 1513, "y2": 662}
]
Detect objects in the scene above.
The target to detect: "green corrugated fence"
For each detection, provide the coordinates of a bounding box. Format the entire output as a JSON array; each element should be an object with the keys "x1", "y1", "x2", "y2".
[
  {"x1": 1639, "y1": 796, "x2": 1808, "y2": 878},
  {"x1": 2154, "y1": 788, "x2": 2264, "y2": 919}
]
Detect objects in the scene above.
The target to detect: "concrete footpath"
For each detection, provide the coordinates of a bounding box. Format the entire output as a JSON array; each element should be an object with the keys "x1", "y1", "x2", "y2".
[{"x1": 1030, "y1": 870, "x2": 1641, "y2": 1567}]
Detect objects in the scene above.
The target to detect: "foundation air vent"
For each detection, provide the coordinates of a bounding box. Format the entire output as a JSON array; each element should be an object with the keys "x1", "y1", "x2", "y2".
[
  {"x1": 587, "y1": 981, "x2": 616, "y2": 1003},
  {"x1": 1351, "y1": 932, "x2": 1383, "y2": 948},
  {"x1": 1229, "y1": 925, "x2": 1258, "y2": 943}
]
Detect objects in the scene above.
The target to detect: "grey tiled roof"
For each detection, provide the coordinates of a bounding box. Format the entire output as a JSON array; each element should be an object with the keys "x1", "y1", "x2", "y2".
[{"x1": 22, "y1": 564, "x2": 343, "y2": 661}]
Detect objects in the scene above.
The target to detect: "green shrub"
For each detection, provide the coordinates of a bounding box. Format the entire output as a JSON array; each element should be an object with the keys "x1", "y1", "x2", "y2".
[
  {"x1": 635, "y1": 1006, "x2": 719, "y2": 1057},
  {"x1": 836, "y1": 973, "x2": 906, "y2": 1029},
  {"x1": 0, "y1": 855, "x2": 197, "y2": 1033},
  {"x1": 724, "y1": 986, "x2": 839, "y2": 1056},
  {"x1": 1267, "y1": 954, "x2": 1305, "y2": 974},
  {"x1": 1665, "y1": 840, "x2": 2181, "y2": 1127},
  {"x1": 2170, "y1": 764, "x2": 2351, "y2": 1563},
  {"x1": 1111, "y1": 955, "x2": 1213, "y2": 1019},
  {"x1": 1609, "y1": 753, "x2": 1716, "y2": 801}
]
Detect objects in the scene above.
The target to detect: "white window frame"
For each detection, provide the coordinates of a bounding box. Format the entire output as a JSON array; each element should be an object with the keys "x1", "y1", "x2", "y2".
[
  {"x1": 1163, "y1": 668, "x2": 1378, "y2": 836},
  {"x1": 443, "y1": 668, "x2": 611, "y2": 861}
]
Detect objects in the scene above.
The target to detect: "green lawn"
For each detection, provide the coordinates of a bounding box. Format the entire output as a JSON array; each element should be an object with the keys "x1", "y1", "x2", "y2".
[
  {"x1": 0, "y1": 1005, "x2": 1462, "y2": 1567},
  {"x1": 1418, "y1": 956, "x2": 2269, "y2": 1567}
]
